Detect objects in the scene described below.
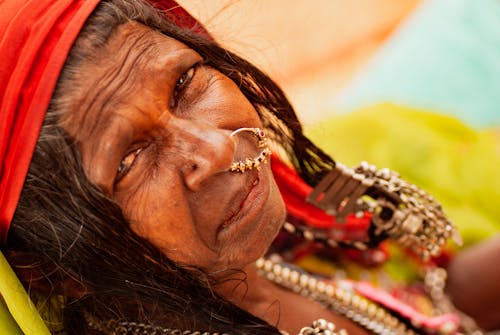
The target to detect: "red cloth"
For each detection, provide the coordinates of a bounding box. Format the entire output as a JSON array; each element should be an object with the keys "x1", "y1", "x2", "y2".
[
  {"x1": 149, "y1": 0, "x2": 210, "y2": 38},
  {"x1": 270, "y1": 156, "x2": 371, "y2": 236},
  {"x1": 0, "y1": 0, "x2": 207, "y2": 243}
]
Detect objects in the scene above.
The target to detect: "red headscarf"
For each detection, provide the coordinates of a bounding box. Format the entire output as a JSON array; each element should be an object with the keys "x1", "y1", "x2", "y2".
[{"x1": 0, "y1": 0, "x2": 208, "y2": 243}]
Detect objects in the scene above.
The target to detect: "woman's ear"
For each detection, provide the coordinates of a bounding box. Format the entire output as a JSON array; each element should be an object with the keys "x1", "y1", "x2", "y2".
[{"x1": 5, "y1": 251, "x2": 88, "y2": 299}]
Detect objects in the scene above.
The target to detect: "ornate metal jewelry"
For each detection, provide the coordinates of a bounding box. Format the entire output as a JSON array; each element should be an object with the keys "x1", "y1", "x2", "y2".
[
  {"x1": 229, "y1": 127, "x2": 272, "y2": 173},
  {"x1": 256, "y1": 257, "x2": 421, "y2": 335},
  {"x1": 298, "y1": 319, "x2": 348, "y2": 335},
  {"x1": 84, "y1": 309, "x2": 345, "y2": 335},
  {"x1": 424, "y1": 267, "x2": 483, "y2": 335},
  {"x1": 307, "y1": 161, "x2": 462, "y2": 260},
  {"x1": 83, "y1": 311, "x2": 230, "y2": 335}
]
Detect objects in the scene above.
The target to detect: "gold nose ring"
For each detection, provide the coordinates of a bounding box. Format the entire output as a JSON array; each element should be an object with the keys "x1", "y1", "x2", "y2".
[{"x1": 229, "y1": 127, "x2": 272, "y2": 173}]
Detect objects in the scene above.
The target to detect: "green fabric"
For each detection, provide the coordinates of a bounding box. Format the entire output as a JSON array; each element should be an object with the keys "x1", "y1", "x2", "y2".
[
  {"x1": 306, "y1": 103, "x2": 500, "y2": 247},
  {"x1": 0, "y1": 251, "x2": 51, "y2": 335}
]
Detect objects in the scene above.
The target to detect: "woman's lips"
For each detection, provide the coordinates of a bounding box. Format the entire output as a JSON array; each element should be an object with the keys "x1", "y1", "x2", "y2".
[{"x1": 218, "y1": 171, "x2": 263, "y2": 234}]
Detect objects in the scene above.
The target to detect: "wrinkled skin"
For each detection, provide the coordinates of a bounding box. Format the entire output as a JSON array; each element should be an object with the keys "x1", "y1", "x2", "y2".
[
  {"x1": 60, "y1": 22, "x2": 286, "y2": 273},
  {"x1": 59, "y1": 22, "x2": 371, "y2": 335}
]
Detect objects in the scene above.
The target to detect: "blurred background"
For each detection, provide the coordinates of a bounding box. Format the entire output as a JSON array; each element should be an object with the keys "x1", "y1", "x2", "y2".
[{"x1": 178, "y1": 0, "x2": 500, "y2": 246}]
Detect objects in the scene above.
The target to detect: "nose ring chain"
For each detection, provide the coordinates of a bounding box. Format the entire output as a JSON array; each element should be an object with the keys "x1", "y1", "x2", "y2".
[{"x1": 229, "y1": 127, "x2": 272, "y2": 173}]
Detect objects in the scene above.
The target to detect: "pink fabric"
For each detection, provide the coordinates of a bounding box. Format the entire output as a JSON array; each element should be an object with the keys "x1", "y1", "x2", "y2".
[{"x1": 354, "y1": 280, "x2": 460, "y2": 333}]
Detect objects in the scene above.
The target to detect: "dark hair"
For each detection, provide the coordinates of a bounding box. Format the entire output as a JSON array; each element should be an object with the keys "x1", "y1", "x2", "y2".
[{"x1": 5, "y1": 0, "x2": 335, "y2": 334}]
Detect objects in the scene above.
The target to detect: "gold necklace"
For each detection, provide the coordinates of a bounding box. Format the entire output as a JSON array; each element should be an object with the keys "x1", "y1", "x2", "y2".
[{"x1": 256, "y1": 257, "x2": 421, "y2": 335}]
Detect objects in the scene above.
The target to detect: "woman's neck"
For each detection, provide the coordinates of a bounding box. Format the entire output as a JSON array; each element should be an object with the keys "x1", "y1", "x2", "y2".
[
  {"x1": 214, "y1": 262, "x2": 282, "y2": 323},
  {"x1": 214, "y1": 261, "x2": 370, "y2": 335}
]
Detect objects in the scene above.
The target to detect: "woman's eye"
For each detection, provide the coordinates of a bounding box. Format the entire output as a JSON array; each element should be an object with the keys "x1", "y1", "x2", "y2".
[
  {"x1": 173, "y1": 64, "x2": 198, "y2": 103},
  {"x1": 116, "y1": 148, "x2": 142, "y2": 183}
]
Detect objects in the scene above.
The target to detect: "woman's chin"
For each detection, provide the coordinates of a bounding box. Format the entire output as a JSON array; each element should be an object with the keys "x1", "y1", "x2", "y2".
[{"x1": 218, "y1": 197, "x2": 285, "y2": 271}]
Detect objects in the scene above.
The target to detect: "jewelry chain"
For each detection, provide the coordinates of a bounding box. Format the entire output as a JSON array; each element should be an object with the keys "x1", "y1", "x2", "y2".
[
  {"x1": 256, "y1": 257, "x2": 420, "y2": 335},
  {"x1": 307, "y1": 161, "x2": 462, "y2": 261},
  {"x1": 84, "y1": 309, "x2": 344, "y2": 335}
]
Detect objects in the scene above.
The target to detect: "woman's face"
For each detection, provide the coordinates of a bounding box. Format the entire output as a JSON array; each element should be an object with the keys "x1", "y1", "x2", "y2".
[{"x1": 61, "y1": 22, "x2": 285, "y2": 273}]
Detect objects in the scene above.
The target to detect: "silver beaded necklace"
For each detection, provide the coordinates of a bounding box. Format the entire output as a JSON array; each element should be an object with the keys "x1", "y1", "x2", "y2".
[
  {"x1": 83, "y1": 256, "x2": 425, "y2": 335},
  {"x1": 84, "y1": 310, "x2": 346, "y2": 335},
  {"x1": 84, "y1": 256, "x2": 480, "y2": 335},
  {"x1": 255, "y1": 257, "x2": 420, "y2": 335}
]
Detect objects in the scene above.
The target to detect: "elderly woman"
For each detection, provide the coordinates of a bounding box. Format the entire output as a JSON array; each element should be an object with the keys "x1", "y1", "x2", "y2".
[{"x1": 1, "y1": 0, "x2": 498, "y2": 334}]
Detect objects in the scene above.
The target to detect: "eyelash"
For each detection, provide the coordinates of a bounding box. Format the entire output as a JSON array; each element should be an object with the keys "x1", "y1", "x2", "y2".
[
  {"x1": 115, "y1": 147, "x2": 143, "y2": 184},
  {"x1": 172, "y1": 62, "x2": 201, "y2": 107},
  {"x1": 115, "y1": 63, "x2": 201, "y2": 184}
]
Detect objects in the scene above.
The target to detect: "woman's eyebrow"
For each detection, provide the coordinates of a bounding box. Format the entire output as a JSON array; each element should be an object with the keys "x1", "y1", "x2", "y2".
[{"x1": 156, "y1": 48, "x2": 202, "y2": 74}]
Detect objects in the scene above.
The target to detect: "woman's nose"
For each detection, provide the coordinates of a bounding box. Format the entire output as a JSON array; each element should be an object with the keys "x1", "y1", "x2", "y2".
[{"x1": 167, "y1": 118, "x2": 235, "y2": 191}]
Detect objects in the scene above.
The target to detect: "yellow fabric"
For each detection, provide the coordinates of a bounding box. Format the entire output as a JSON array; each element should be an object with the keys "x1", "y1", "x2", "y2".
[
  {"x1": 0, "y1": 296, "x2": 23, "y2": 335},
  {"x1": 0, "y1": 251, "x2": 51, "y2": 335}
]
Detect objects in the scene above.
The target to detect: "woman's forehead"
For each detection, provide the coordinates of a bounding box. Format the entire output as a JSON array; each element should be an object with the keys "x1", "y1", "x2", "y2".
[
  {"x1": 60, "y1": 21, "x2": 197, "y2": 139},
  {"x1": 98, "y1": 22, "x2": 187, "y2": 61}
]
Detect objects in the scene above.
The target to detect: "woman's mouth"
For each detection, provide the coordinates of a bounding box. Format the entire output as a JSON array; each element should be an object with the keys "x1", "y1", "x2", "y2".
[{"x1": 218, "y1": 171, "x2": 265, "y2": 235}]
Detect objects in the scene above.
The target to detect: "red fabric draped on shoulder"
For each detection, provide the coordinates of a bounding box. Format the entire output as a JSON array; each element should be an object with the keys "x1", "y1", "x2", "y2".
[
  {"x1": 0, "y1": 0, "x2": 208, "y2": 243},
  {"x1": 271, "y1": 156, "x2": 371, "y2": 234}
]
